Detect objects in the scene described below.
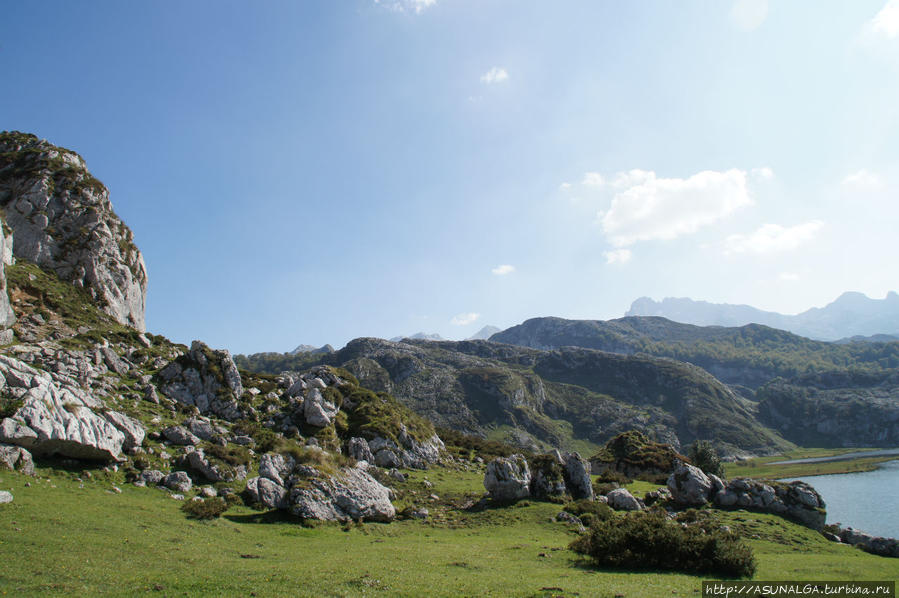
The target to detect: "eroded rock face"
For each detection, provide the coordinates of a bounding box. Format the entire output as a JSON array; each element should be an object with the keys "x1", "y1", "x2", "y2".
[
  {"x1": 157, "y1": 341, "x2": 243, "y2": 420},
  {"x1": 0, "y1": 354, "x2": 125, "y2": 460},
  {"x1": 0, "y1": 132, "x2": 147, "y2": 331},
  {"x1": 0, "y1": 216, "x2": 15, "y2": 343},
  {"x1": 484, "y1": 454, "x2": 531, "y2": 502}
]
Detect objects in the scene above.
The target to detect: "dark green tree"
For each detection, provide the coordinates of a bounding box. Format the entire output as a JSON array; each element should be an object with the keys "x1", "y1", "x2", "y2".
[{"x1": 689, "y1": 440, "x2": 724, "y2": 478}]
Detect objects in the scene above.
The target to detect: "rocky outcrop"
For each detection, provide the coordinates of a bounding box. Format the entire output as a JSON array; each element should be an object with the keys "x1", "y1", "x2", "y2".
[
  {"x1": 290, "y1": 466, "x2": 396, "y2": 522},
  {"x1": 485, "y1": 451, "x2": 595, "y2": 503},
  {"x1": 0, "y1": 354, "x2": 126, "y2": 460},
  {"x1": 837, "y1": 527, "x2": 899, "y2": 558},
  {"x1": 712, "y1": 478, "x2": 826, "y2": 531},
  {"x1": 667, "y1": 462, "x2": 714, "y2": 506},
  {"x1": 0, "y1": 131, "x2": 147, "y2": 330},
  {"x1": 157, "y1": 341, "x2": 243, "y2": 420},
  {"x1": 181, "y1": 447, "x2": 247, "y2": 483},
  {"x1": 366, "y1": 432, "x2": 444, "y2": 470},
  {"x1": 0, "y1": 443, "x2": 33, "y2": 475},
  {"x1": 0, "y1": 215, "x2": 15, "y2": 344},
  {"x1": 245, "y1": 453, "x2": 395, "y2": 522},
  {"x1": 484, "y1": 454, "x2": 531, "y2": 502},
  {"x1": 563, "y1": 452, "x2": 594, "y2": 500}
]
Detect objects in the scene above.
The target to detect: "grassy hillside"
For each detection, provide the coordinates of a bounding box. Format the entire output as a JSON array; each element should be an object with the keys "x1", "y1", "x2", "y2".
[
  {"x1": 1, "y1": 463, "x2": 895, "y2": 597},
  {"x1": 491, "y1": 316, "x2": 899, "y2": 389}
]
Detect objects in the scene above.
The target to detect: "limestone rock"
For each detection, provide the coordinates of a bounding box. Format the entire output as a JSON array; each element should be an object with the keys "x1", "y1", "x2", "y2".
[
  {"x1": 258, "y1": 452, "x2": 294, "y2": 487},
  {"x1": 162, "y1": 425, "x2": 200, "y2": 446},
  {"x1": 347, "y1": 437, "x2": 374, "y2": 462},
  {"x1": 606, "y1": 488, "x2": 643, "y2": 511},
  {"x1": 0, "y1": 215, "x2": 15, "y2": 341},
  {"x1": 162, "y1": 471, "x2": 192, "y2": 493},
  {"x1": 712, "y1": 478, "x2": 826, "y2": 531},
  {"x1": 562, "y1": 452, "x2": 593, "y2": 500},
  {"x1": 290, "y1": 467, "x2": 395, "y2": 522},
  {"x1": 303, "y1": 388, "x2": 338, "y2": 427},
  {"x1": 0, "y1": 490, "x2": 12, "y2": 504},
  {"x1": 139, "y1": 469, "x2": 164, "y2": 485},
  {"x1": 838, "y1": 527, "x2": 899, "y2": 558},
  {"x1": 244, "y1": 476, "x2": 289, "y2": 509},
  {"x1": 0, "y1": 132, "x2": 147, "y2": 330},
  {"x1": 102, "y1": 411, "x2": 145, "y2": 451},
  {"x1": 667, "y1": 462, "x2": 713, "y2": 506},
  {"x1": 157, "y1": 340, "x2": 243, "y2": 420},
  {"x1": 484, "y1": 454, "x2": 531, "y2": 502},
  {"x1": 0, "y1": 354, "x2": 125, "y2": 460},
  {"x1": 183, "y1": 447, "x2": 246, "y2": 483},
  {"x1": 0, "y1": 443, "x2": 34, "y2": 475}
]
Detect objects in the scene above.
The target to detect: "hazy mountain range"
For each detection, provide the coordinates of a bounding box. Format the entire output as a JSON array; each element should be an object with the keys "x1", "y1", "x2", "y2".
[{"x1": 625, "y1": 292, "x2": 899, "y2": 341}]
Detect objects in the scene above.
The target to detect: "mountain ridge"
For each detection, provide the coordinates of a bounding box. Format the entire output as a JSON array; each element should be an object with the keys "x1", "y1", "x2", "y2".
[{"x1": 626, "y1": 292, "x2": 899, "y2": 341}]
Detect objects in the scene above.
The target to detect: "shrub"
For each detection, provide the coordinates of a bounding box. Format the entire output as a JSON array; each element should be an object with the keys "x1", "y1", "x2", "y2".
[
  {"x1": 181, "y1": 497, "x2": 230, "y2": 519},
  {"x1": 596, "y1": 470, "x2": 633, "y2": 485},
  {"x1": 689, "y1": 440, "x2": 724, "y2": 478},
  {"x1": 570, "y1": 510, "x2": 756, "y2": 578},
  {"x1": 564, "y1": 499, "x2": 614, "y2": 524},
  {"x1": 232, "y1": 422, "x2": 280, "y2": 453}
]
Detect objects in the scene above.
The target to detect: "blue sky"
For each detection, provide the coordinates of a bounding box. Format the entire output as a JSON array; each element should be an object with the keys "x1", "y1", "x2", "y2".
[{"x1": 3, "y1": 0, "x2": 898, "y2": 353}]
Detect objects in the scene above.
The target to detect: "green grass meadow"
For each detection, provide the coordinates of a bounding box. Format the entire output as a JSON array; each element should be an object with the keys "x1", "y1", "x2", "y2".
[{"x1": 1, "y1": 463, "x2": 895, "y2": 597}]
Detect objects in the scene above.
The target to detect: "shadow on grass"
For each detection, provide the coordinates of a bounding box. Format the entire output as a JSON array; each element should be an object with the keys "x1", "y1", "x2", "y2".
[{"x1": 223, "y1": 509, "x2": 300, "y2": 525}]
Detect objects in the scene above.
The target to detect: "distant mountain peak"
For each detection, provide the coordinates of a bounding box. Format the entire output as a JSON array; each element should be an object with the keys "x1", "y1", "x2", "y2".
[
  {"x1": 288, "y1": 343, "x2": 334, "y2": 355},
  {"x1": 389, "y1": 332, "x2": 444, "y2": 342},
  {"x1": 467, "y1": 325, "x2": 501, "y2": 341},
  {"x1": 626, "y1": 292, "x2": 899, "y2": 341}
]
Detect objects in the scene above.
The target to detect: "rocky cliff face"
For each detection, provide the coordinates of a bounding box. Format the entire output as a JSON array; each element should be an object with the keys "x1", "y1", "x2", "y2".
[
  {"x1": 0, "y1": 216, "x2": 15, "y2": 343},
  {"x1": 0, "y1": 131, "x2": 147, "y2": 331}
]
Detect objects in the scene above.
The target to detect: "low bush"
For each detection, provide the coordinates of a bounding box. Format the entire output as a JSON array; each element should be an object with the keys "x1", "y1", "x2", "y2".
[
  {"x1": 570, "y1": 510, "x2": 756, "y2": 578},
  {"x1": 563, "y1": 499, "x2": 614, "y2": 527},
  {"x1": 181, "y1": 497, "x2": 229, "y2": 520}
]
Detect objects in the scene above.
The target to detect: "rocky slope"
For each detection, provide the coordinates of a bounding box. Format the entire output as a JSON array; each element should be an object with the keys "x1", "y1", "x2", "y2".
[
  {"x1": 0, "y1": 131, "x2": 147, "y2": 331},
  {"x1": 240, "y1": 337, "x2": 793, "y2": 457}
]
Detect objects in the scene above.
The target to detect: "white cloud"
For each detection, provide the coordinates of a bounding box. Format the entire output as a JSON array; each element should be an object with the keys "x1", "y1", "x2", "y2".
[
  {"x1": 451, "y1": 312, "x2": 480, "y2": 326},
  {"x1": 559, "y1": 182, "x2": 572, "y2": 190},
  {"x1": 779, "y1": 272, "x2": 800, "y2": 281},
  {"x1": 725, "y1": 220, "x2": 824, "y2": 254},
  {"x1": 603, "y1": 249, "x2": 632, "y2": 265},
  {"x1": 599, "y1": 169, "x2": 753, "y2": 247},
  {"x1": 730, "y1": 0, "x2": 768, "y2": 31},
  {"x1": 480, "y1": 67, "x2": 509, "y2": 84},
  {"x1": 582, "y1": 172, "x2": 605, "y2": 187},
  {"x1": 842, "y1": 169, "x2": 884, "y2": 191},
  {"x1": 374, "y1": 0, "x2": 436, "y2": 14},
  {"x1": 491, "y1": 264, "x2": 516, "y2": 276},
  {"x1": 611, "y1": 169, "x2": 655, "y2": 189},
  {"x1": 872, "y1": 0, "x2": 899, "y2": 38},
  {"x1": 752, "y1": 167, "x2": 774, "y2": 180}
]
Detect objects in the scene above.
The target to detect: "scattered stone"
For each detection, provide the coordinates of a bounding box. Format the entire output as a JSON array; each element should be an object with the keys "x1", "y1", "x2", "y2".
[
  {"x1": 667, "y1": 462, "x2": 712, "y2": 506},
  {"x1": 0, "y1": 490, "x2": 13, "y2": 504},
  {"x1": 162, "y1": 425, "x2": 200, "y2": 446},
  {"x1": 606, "y1": 488, "x2": 643, "y2": 511},
  {"x1": 162, "y1": 471, "x2": 192, "y2": 493}
]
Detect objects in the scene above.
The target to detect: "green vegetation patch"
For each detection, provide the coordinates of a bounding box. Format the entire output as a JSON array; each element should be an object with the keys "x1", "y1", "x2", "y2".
[
  {"x1": 342, "y1": 386, "x2": 435, "y2": 445},
  {"x1": 570, "y1": 509, "x2": 756, "y2": 578}
]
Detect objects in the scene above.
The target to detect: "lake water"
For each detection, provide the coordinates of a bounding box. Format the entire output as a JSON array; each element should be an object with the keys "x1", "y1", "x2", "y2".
[{"x1": 783, "y1": 460, "x2": 899, "y2": 539}]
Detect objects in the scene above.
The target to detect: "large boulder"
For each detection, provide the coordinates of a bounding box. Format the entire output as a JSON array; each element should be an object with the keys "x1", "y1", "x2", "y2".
[
  {"x1": 162, "y1": 471, "x2": 192, "y2": 493},
  {"x1": 0, "y1": 443, "x2": 33, "y2": 475},
  {"x1": 606, "y1": 488, "x2": 643, "y2": 511},
  {"x1": 0, "y1": 354, "x2": 125, "y2": 460},
  {"x1": 244, "y1": 476, "x2": 289, "y2": 509},
  {"x1": 484, "y1": 454, "x2": 531, "y2": 502},
  {"x1": 157, "y1": 341, "x2": 243, "y2": 420},
  {"x1": 0, "y1": 131, "x2": 147, "y2": 330},
  {"x1": 667, "y1": 462, "x2": 713, "y2": 506},
  {"x1": 290, "y1": 466, "x2": 396, "y2": 522},
  {"x1": 563, "y1": 452, "x2": 593, "y2": 500}
]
